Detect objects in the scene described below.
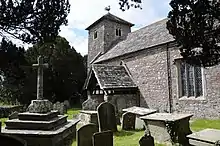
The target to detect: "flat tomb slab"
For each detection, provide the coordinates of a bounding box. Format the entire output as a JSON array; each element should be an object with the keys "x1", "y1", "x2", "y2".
[
  {"x1": 140, "y1": 113, "x2": 193, "y2": 145},
  {"x1": 5, "y1": 115, "x2": 67, "y2": 130},
  {"x1": 140, "y1": 113, "x2": 193, "y2": 121},
  {"x1": 2, "y1": 119, "x2": 80, "y2": 146},
  {"x1": 18, "y1": 110, "x2": 59, "y2": 121},
  {"x1": 122, "y1": 106, "x2": 157, "y2": 116},
  {"x1": 187, "y1": 129, "x2": 220, "y2": 146}
]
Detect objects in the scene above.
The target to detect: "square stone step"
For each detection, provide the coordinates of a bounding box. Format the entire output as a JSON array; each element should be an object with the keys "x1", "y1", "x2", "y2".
[
  {"x1": 5, "y1": 115, "x2": 67, "y2": 130},
  {"x1": 18, "y1": 111, "x2": 59, "y2": 121}
]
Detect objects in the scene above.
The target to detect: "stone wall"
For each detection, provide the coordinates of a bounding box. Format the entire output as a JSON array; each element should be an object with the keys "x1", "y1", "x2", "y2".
[
  {"x1": 169, "y1": 45, "x2": 220, "y2": 118},
  {"x1": 98, "y1": 42, "x2": 220, "y2": 118},
  {"x1": 0, "y1": 105, "x2": 23, "y2": 118},
  {"x1": 100, "y1": 45, "x2": 170, "y2": 113},
  {"x1": 107, "y1": 93, "x2": 139, "y2": 113}
]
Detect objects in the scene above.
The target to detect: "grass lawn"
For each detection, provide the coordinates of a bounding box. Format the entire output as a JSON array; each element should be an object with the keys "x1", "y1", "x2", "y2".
[{"x1": 1, "y1": 108, "x2": 220, "y2": 146}]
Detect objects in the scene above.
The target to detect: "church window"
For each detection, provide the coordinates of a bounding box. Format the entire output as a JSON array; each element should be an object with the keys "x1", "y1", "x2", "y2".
[
  {"x1": 178, "y1": 61, "x2": 203, "y2": 98},
  {"x1": 116, "y1": 28, "x2": 121, "y2": 36},
  {"x1": 94, "y1": 31, "x2": 97, "y2": 39}
]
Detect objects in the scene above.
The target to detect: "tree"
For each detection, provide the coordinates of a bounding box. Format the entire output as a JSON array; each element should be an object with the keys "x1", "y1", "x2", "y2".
[
  {"x1": 24, "y1": 36, "x2": 86, "y2": 104},
  {"x1": 0, "y1": 0, "x2": 70, "y2": 44},
  {"x1": 167, "y1": 0, "x2": 220, "y2": 67},
  {"x1": 0, "y1": 38, "x2": 27, "y2": 103},
  {"x1": 119, "y1": 0, "x2": 142, "y2": 11}
]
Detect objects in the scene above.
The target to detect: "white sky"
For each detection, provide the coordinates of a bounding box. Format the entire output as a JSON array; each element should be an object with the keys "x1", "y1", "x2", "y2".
[{"x1": 11, "y1": 0, "x2": 172, "y2": 56}]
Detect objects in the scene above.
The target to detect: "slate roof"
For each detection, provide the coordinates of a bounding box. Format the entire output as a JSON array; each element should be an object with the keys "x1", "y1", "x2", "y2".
[
  {"x1": 91, "y1": 64, "x2": 137, "y2": 89},
  {"x1": 86, "y1": 13, "x2": 134, "y2": 30},
  {"x1": 95, "y1": 18, "x2": 175, "y2": 63}
]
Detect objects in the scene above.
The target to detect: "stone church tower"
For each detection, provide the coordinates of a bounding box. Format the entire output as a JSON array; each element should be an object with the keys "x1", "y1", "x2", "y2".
[{"x1": 86, "y1": 13, "x2": 134, "y2": 69}]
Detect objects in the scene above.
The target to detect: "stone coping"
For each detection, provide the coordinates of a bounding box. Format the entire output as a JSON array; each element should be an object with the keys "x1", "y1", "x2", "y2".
[
  {"x1": 122, "y1": 106, "x2": 157, "y2": 116},
  {"x1": 187, "y1": 129, "x2": 220, "y2": 144},
  {"x1": 18, "y1": 110, "x2": 58, "y2": 116},
  {"x1": 2, "y1": 119, "x2": 80, "y2": 136},
  {"x1": 6, "y1": 115, "x2": 67, "y2": 124},
  {"x1": 80, "y1": 110, "x2": 98, "y2": 115},
  {"x1": 140, "y1": 113, "x2": 193, "y2": 122},
  {"x1": 18, "y1": 111, "x2": 59, "y2": 121}
]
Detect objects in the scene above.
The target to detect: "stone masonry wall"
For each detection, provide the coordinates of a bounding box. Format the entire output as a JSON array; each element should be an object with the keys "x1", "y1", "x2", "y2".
[
  {"x1": 169, "y1": 45, "x2": 220, "y2": 118},
  {"x1": 100, "y1": 44, "x2": 170, "y2": 113},
  {"x1": 99, "y1": 43, "x2": 220, "y2": 118},
  {"x1": 107, "y1": 94, "x2": 139, "y2": 114}
]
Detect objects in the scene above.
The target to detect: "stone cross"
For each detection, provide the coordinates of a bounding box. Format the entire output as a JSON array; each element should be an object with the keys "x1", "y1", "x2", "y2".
[{"x1": 32, "y1": 56, "x2": 48, "y2": 100}]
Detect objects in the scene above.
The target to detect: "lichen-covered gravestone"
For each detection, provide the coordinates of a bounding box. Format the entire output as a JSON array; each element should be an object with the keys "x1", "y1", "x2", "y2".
[
  {"x1": 97, "y1": 102, "x2": 117, "y2": 132},
  {"x1": 53, "y1": 102, "x2": 67, "y2": 115},
  {"x1": 93, "y1": 130, "x2": 113, "y2": 146},
  {"x1": 122, "y1": 112, "x2": 136, "y2": 130},
  {"x1": 77, "y1": 124, "x2": 98, "y2": 146}
]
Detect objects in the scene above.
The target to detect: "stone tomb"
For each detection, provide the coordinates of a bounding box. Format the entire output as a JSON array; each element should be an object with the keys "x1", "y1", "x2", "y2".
[
  {"x1": 187, "y1": 129, "x2": 220, "y2": 146},
  {"x1": 93, "y1": 130, "x2": 113, "y2": 146},
  {"x1": 97, "y1": 102, "x2": 117, "y2": 132},
  {"x1": 122, "y1": 106, "x2": 157, "y2": 129},
  {"x1": 1, "y1": 56, "x2": 80, "y2": 146},
  {"x1": 140, "y1": 113, "x2": 193, "y2": 145}
]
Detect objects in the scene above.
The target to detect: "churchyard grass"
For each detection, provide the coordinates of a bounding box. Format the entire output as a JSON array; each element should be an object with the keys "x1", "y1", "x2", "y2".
[
  {"x1": 190, "y1": 119, "x2": 220, "y2": 132},
  {"x1": 66, "y1": 107, "x2": 81, "y2": 119}
]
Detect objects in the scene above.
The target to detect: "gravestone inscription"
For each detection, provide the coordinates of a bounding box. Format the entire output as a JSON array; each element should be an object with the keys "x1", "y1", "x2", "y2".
[
  {"x1": 77, "y1": 123, "x2": 98, "y2": 146},
  {"x1": 97, "y1": 102, "x2": 117, "y2": 132}
]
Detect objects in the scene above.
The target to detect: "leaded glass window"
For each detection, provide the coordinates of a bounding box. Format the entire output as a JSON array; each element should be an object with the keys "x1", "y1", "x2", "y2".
[{"x1": 179, "y1": 61, "x2": 203, "y2": 97}]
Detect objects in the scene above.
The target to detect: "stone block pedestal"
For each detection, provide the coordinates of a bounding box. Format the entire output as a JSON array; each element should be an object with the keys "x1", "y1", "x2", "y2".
[
  {"x1": 1, "y1": 100, "x2": 80, "y2": 146},
  {"x1": 140, "y1": 113, "x2": 193, "y2": 145}
]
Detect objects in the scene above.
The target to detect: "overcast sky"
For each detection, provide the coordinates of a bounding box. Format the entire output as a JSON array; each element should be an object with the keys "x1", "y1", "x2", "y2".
[{"x1": 14, "y1": 0, "x2": 171, "y2": 56}]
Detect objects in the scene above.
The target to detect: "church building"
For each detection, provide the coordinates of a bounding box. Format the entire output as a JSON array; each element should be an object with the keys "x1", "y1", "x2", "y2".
[{"x1": 83, "y1": 13, "x2": 220, "y2": 118}]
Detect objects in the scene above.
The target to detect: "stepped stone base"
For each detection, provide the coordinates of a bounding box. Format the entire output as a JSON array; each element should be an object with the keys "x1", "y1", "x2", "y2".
[
  {"x1": 18, "y1": 111, "x2": 59, "y2": 121},
  {"x1": 5, "y1": 115, "x2": 67, "y2": 130},
  {"x1": 2, "y1": 119, "x2": 80, "y2": 146}
]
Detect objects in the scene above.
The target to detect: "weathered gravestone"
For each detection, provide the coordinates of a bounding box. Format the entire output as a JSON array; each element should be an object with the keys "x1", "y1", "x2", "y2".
[
  {"x1": 97, "y1": 102, "x2": 117, "y2": 132},
  {"x1": 77, "y1": 123, "x2": 98, "y2": 146},
  {"x1": 64, "y1": 100, "x2": 71, "y2": 109},
  {"x1": 53, "y1": 101, "x2": 67, "y2": 115},
  {"x1": 122, "y1": 112, "x2": 136, "y2": 130},
  {"x1": 93, "y1": 130, "x2": 113, "y2": 146},
  {"x1": 0, "y1": 133, "x2": 26, "y2": 146}
]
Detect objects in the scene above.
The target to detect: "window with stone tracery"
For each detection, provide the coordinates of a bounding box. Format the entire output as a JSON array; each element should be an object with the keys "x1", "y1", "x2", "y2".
[{"x1": 178, "y1": 61, "x2": 203, "y2": 98}]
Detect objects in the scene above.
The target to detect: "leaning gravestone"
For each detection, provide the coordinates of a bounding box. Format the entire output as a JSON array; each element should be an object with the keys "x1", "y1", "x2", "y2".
[
  {"x1": 77, "y1": 123, "x2": 98, "y2": 146},
  {"x1": 0, "y1": 134, "x2": 26, "y2": 146},
  {"x1": 122, "y1": 112, "x2": 136, "y2": 130},
  {"x1": 97, "y1": 102, "x2": 117, "y2": 132},
  {"x1": 93, "y1": 130, "x2": 113, "y2": 146}
]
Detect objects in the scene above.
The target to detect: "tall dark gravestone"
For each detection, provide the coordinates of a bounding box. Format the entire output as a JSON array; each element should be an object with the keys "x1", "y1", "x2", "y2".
[{"x1": 97, "y1": 102, "x2": 117, "y2": 132}]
